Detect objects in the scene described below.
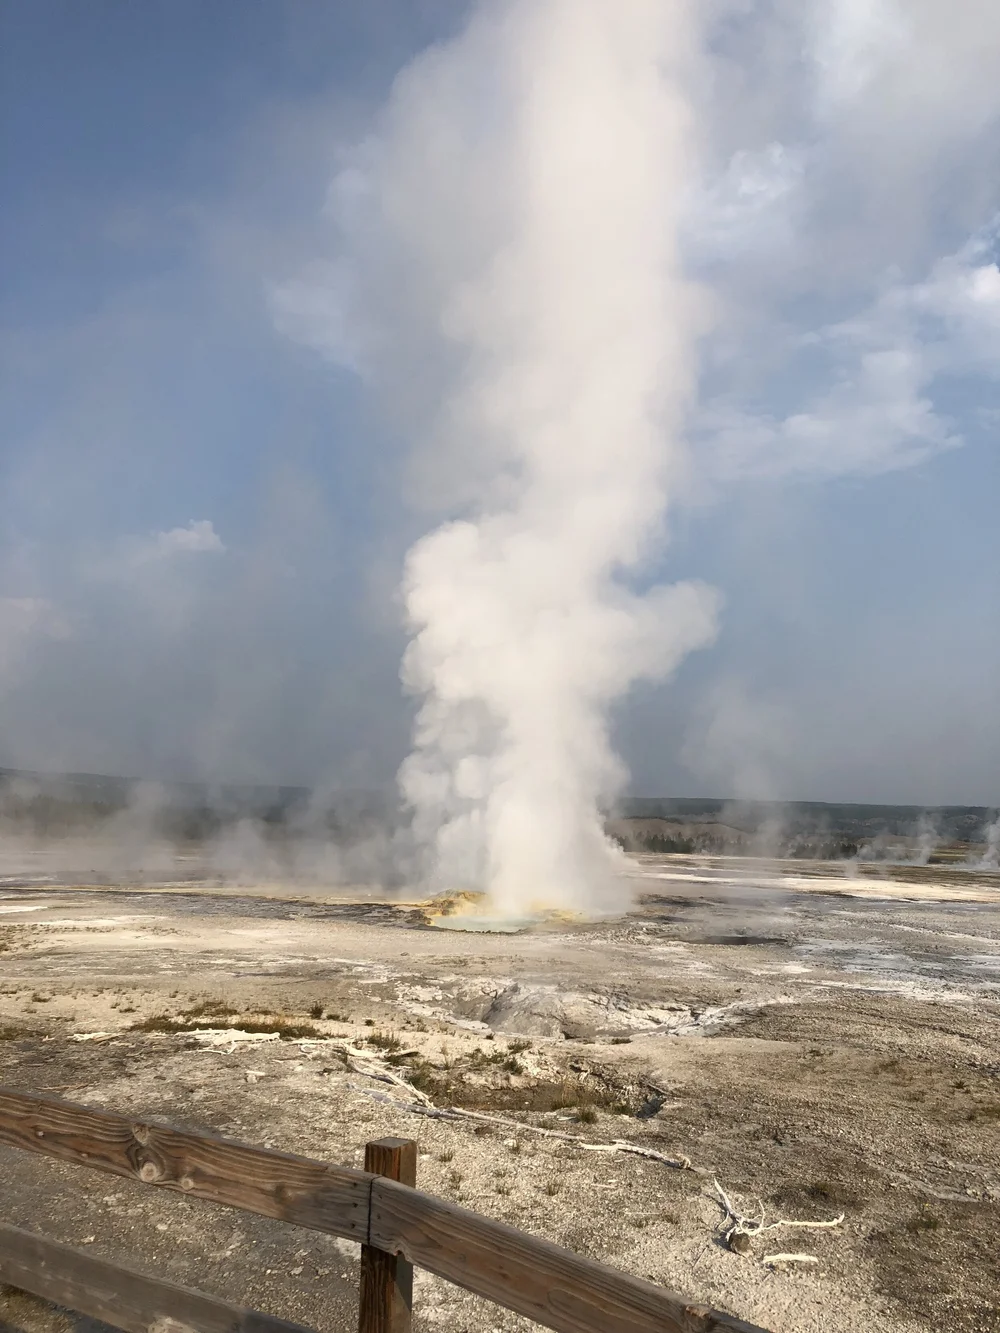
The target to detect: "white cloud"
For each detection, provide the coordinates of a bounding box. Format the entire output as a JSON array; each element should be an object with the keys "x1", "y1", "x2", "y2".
[
  {"x1": 687, "y1": 142, "x2": 804, "y2": 264},
  {"x1": 897, "y1": 230, "x2": 1000, "y2": 362},
  {"x1": 811, "y1": 0, "x2": 910, "y2": 114},
  {"x1": 145, "y1": 519, "x2": 226, "y2": 561},
  {"x1": 677, "y1": 2, "x2": 1000, "y2": 494},
  {"x1": 61, "y1": 522, "x2": 226, "y2": 620},
  {"x1": 808, "y1": 0, "x2": 1000, "y2": 139},
  {"x1": 696, "y1": 222, "x2": 1000, "y2": 482}
]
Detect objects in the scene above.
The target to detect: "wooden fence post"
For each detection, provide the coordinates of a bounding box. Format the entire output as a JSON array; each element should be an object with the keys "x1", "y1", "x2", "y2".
[{"x1": 358, "y1": 1137, "x2": 417, "y2": 1333}]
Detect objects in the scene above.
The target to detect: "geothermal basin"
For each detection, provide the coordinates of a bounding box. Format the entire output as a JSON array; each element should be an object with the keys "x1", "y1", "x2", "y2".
[{"x1": 0, "y1": 851, "x2": 998, "y2": 1333}]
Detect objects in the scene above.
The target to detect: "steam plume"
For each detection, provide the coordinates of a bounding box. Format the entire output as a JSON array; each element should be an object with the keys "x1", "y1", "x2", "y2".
[
  {"x1": 979, "y1": 815, "x2": 1000, "y2": 870},
  {"x1": 377, "y1": 1, "x2": 719, "y2": 914}
]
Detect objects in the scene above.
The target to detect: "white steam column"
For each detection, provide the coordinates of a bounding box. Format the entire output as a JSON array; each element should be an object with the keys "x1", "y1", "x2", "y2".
[{"x1": 390, "y1": 0, "x2": 719, "y2": 917}]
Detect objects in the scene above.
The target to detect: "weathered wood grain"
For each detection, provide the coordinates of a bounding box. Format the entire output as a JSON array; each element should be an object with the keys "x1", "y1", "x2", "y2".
[
  {"x1": 1, "y1": 1088, "x2": 773, "y2": 1333},
  {"x1": 358, "y1": 1139, "x2": 416, "y2": 1333},
  {"x1": 0, "y1": 1088, "x2": 370, "y2": 1240},
  {"x1": 0, "y1": 1220, "x2": 316, "y2": 1333},
  {"x1": 369, "y1": 1179, "x2": 769, "y2": 1333}
]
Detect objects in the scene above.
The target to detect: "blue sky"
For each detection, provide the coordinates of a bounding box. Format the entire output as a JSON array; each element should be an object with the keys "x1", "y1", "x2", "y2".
[{"x1": 1, "y1": 0, "x2": 998, "y2": 805}]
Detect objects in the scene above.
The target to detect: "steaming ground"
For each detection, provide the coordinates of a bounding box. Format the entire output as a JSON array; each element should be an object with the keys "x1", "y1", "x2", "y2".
[{"x1": 1, "y1": 854, "x2": 999, "y2": 1333}]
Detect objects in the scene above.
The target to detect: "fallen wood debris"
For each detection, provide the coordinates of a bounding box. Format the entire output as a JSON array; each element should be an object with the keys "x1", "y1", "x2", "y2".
[
  {"x1": 346, "y1": 1081, "x2": 706, "y2": 1174},
  {"x1": 712, "y1": 1178, "x2": 844, "y2": 1265},
  {"x1": 331, "y1": 1040, "x2": 705, "y2": 1173}
]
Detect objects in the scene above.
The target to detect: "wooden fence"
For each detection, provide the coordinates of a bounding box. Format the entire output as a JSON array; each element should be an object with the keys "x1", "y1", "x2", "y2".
[{"x1": 0, "y1": 1088, "x2": 769, "y2": 1333}]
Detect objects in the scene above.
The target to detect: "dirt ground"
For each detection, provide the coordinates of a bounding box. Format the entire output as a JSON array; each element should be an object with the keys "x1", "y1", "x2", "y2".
[{"x1": 1, "y1": 851, "x2": 998, "y2": 1333}]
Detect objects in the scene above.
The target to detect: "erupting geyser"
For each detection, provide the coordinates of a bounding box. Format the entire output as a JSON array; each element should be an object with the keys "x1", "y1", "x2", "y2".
[
  {"x1": 390, "y1": 0, "x2": 719, "y2": 917},
  {"x1": 281, "y1": 0, "x2": 721, "y2": 918}
]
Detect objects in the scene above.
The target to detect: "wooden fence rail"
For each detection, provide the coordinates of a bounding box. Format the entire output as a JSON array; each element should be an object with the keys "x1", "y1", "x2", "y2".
[
  {"x1": 0, "y1": 1220, "x2": 313, "y2": 1333},
  {"x1": 0, "y1": 1088, "x2": 769, "y2": 1333}
]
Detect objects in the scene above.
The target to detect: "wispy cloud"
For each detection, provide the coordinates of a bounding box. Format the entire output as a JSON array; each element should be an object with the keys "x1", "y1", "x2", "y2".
[
  {"x1": 696, "y1": 221, "x2": 1000, "y2": 482},
  {"x1": 143, "y1": 519, "x2": 226, "y2": 561}
]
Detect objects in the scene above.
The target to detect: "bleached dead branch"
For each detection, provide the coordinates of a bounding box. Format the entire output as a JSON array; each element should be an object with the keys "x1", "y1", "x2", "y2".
[
  {"x1": 163, "y1": 1028, "x2": 852, "y2": 1253},
  {"x1": 712, "y1": 1177, "x2": 843, "y2": 1264},
  {"x1": 346, "y1": 1081, "x2": 703, "y2": 1173}
]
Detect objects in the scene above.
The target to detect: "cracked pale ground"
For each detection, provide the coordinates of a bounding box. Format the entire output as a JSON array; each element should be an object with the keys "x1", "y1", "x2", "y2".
[{"x1": 1, "y1": 851, "x2": 998, "y2": 1333}]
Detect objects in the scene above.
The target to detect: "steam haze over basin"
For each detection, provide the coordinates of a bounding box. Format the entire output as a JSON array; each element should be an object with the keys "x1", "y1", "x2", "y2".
[{"x1": 1, "y1": 1, "x2": 999, "y2": 906}]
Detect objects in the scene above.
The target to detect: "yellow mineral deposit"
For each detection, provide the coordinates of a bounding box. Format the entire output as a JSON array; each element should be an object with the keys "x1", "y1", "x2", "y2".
[{"x1": 415, "y1": 889, "x2": 583, "y2": 932}]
